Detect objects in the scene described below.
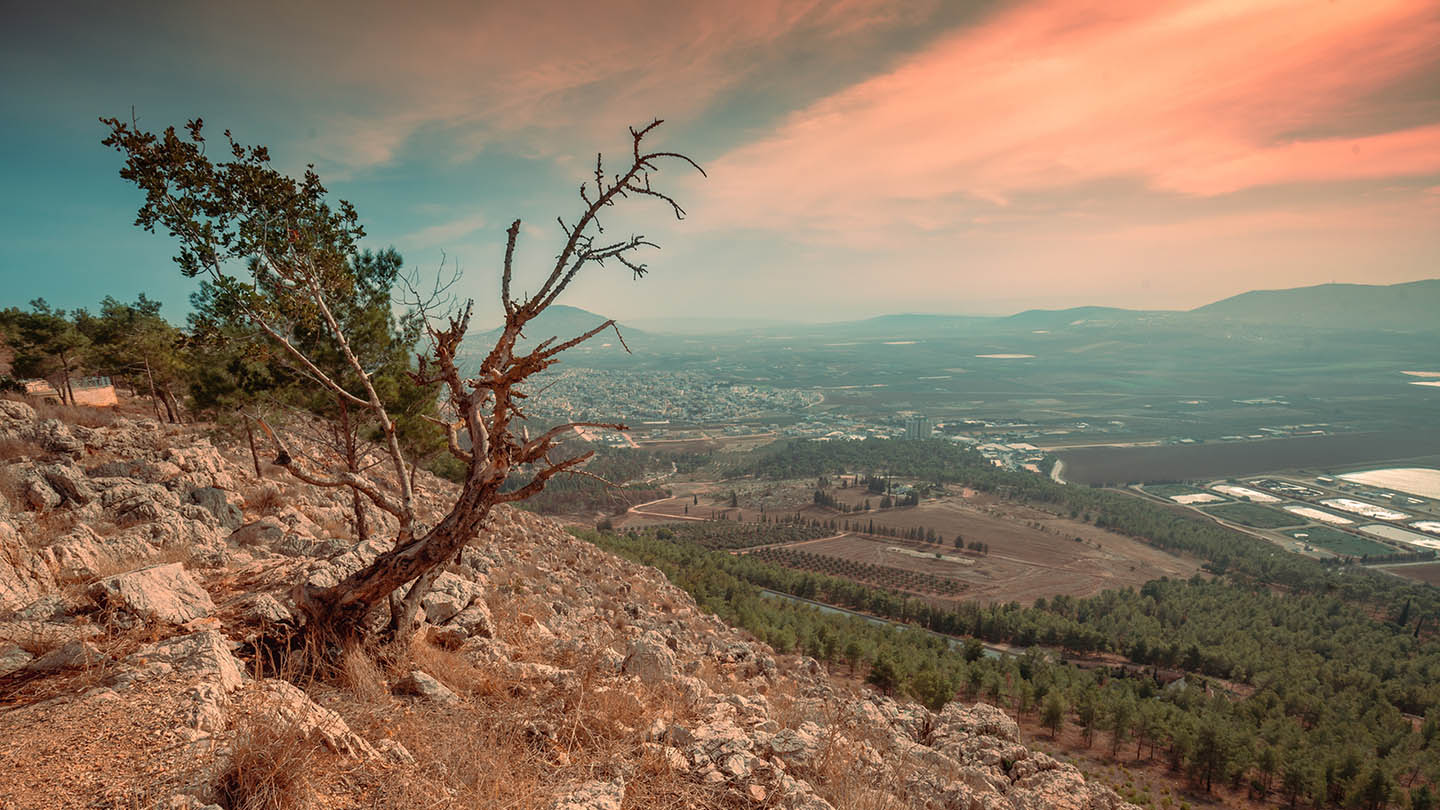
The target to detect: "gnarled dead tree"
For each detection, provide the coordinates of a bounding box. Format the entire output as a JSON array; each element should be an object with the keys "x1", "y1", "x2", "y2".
[{"x1": 103, "y1": 115, "x2": 703, "y2": 645}]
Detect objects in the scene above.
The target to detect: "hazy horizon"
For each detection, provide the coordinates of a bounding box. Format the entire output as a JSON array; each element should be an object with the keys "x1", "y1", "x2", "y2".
[{"x1": 3, "y1": 0, "x2": 1438, "y2": 324}]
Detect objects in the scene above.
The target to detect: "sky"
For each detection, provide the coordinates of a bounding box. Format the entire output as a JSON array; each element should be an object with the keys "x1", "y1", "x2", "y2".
[{"x1": 2, "y1": 0, "x2": 1437, "y2": 327}]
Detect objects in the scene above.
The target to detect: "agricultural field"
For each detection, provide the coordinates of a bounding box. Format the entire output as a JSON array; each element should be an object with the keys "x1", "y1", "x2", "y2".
[
  {"x1": 747, "y1": 546, "x2": 967, "y2": 597},
  {"x1": 1338, "y1": 467, "x2": 1440, "y2": 499},
  {"x1": 644, "y1": 520, "x2": 831, "y2": 549},
  {"x1": 1140, "y1": 484, "x2": 1226, "y2": 504},
  {"x1": 1360, "y1": 524, "x2": 1440, "y2": 550},
  {"x1": 1320, "y1": 498, "x2": 1411, "y2": 521},
  {"x1": 1285, "y1": 527, "x2": 1394, "y2": 557},
  {"x1": 623, "y1": 484, "x2": 1199, "y2": 605},
  {"x1": 1282, "y1": 505, "x2": 1355, "y2": 525},
  {"x1": 1140, "y1": 483, "x2": 1208, "y2": 498},
  {"x1": 1054, "y1": 430, "x2": 1440, "y2": 485},
  {"x1": 1380, "y1": 561, "x2": 1440, "y2": 586},
  {"x1": 1211, "y1": 484, "x2": 1281, "y2": 503},
  {"x1": 752, "y1": 499, "x2": 1197, "y2": 605},
  {"x1": 1204, "y1": 503, "x2": 1305, "y2": 529}
]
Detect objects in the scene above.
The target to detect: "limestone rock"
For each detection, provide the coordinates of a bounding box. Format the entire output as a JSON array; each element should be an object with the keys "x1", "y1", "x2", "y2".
[
  {"x1": 27, "y1": 640, "x2": 105, "y2": 672},
  {"x1": 375, "y1": 738, "x2": 416, "y2": 765},
  {"x1": 228, "y1": 519, "x2": 286, "y2": 548},
  {"x1": 394, "y1": 670, "x2": 461, "y2": 705},
  {"x1": 0, "y1": 519, "x2": 55, "y2": 610},
  {"x1": 550, "y1": 778, "x2": 625, "y2": 810},
  {"x1": 40, "y1": 463, "x2": 95, "y2": 505},
  {"x1": 0, "y1": 399, "x2": 37, "y2": 424},
  {"x1": 122, "y1": 629, "x2": 246, "y2": 691},
  {"x1": 622, "y1": 630, "x2": 676, "y2": 684},
  {"x1": 49, "y1": 524, "x2": 155, "y2": 580},
  {"x1": 238, "y1": 592, "x2": 293, "y2": 625},
  {"x1": 22, "y1": 473, "x2": 61, "y2": 512},
  {"x1": 931, "y1": 701, "x2": 1022, "y2": 747},
  {"x1": 0, "y1": 618, "x2": 101, "y2": 649},
  {"x1": 0, "y1": 644, "x2": 33, "y2": 676},
  {"x1": 445, "y1": 599, "x2": 495, "y2": 640},
  {"x1": 35, "y1": 418, "x2": 83, "y2": 457},
  {"x1": 101, "y1": 481, "x2": 181, "y2": 526},
  {"x1": 185, "y1": 488, "x2": 242, "y2": 529},
  {"x1": 252, "y1": 679, "x2": 378, "y2": 759},
  {"x1": 304, "y1": 537, "x2": 390, "y2": 589},
  {"x1": 90, "y1": 562, "x2": 216, "y2": 624},
  {"x1": 421, "y1": 571, "x2": 485, "y2": 625},
  {"x1": 163, "y1": 442, "x2": 235, "y2": 491},
  {"x1": 766, "y1": 722, "x2": 824, "y2": 768}
]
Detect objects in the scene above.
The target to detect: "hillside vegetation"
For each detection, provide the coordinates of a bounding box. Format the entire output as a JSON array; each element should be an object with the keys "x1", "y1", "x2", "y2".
[
  {"x1": 594, "y1": 527, "x2": 1440, "y2": 808},
  {"x1": 0, "y1": 398, "x2": 1138, "y2": 809}
]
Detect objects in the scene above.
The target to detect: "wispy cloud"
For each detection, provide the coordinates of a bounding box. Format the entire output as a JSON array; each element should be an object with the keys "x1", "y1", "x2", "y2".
[
  {"x1": 258, "y1": 0, "x2": 937, "y2": 169},
  {"x1": 397, "y1": 211, "x2": 488, "y2": 249},
  {"x1": 695, "y1": 0, "x2": 1440, "y2": 235}
]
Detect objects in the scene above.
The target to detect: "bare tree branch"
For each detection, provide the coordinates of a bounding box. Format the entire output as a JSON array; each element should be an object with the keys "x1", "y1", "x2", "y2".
[{"x1": 255, "y1": 418, "x2": 403, "y2": 518}]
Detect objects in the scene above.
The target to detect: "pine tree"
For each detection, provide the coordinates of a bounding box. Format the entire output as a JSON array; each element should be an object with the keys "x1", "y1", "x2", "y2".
[{"x1": 1042, "y1": 692, "x2": 1066, "y2": 738}]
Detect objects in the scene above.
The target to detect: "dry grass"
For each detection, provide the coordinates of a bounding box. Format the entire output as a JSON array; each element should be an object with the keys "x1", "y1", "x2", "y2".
[
  {"x1": 0, "y1": 465, "x2": 25, "y2": 508},
  {"x1": 215, "y1": 714, "x2": 319, "y2": 810},
  {"x1": 22, "y1": 398, "x2": 118, "y2": 429},
  {"x1": 242, "y1": 485, "x2": 285, "y2": 517},
  {"x1": 400, "y1": 637, "x2": 505, "y2": 699},
  {"x1": 316, "y1": 633, "x2": 729, "y2": 809},
  {"x1": 0, "y1": 617, "x2": 171, "y2": 708},
  {"x1": 0, "y1": 436, "x2": 46, "y2": 462},
  {"x1": 339, "y1": 644, "x2": 390, "y2": 704},
  {"x1": 55, "y1": 542, "x2": 194, "y2": 590},
  {"x1": 24, "y1": 510, "x2": 80, "y2": 549}
]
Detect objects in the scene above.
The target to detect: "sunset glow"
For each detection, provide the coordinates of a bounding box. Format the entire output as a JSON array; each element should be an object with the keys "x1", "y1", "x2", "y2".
[{"x1": 2, "y1": 0, "x2": 1436, "y2": 319}]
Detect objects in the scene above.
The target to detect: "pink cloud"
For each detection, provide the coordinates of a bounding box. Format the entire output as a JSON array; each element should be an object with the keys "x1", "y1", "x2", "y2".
[
  {"x1": 697, "y1": 0, "x2": 1440, "y2": 231},
  {"x1": 250, "y1": 0, "x2": 937, "y2": 168}
]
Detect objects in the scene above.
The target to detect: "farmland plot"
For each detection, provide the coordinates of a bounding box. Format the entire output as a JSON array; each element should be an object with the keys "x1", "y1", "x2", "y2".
[
  {"x1": 1286, "y1": 527, "x2": 1394, "y2": 557},
  {"x1": 1283, "y1": 505, "x2": 1355, "y2": 525},
  {"x1": 1360, "y1": 524, "x2": 1439, "y2": 549},
  {"x1": 1320, "y1": 498, "x2": 1411, "y2": 521},
  {"x1": 757, "y1": 499, "x2": 1196, "y2": 605},
  {"x1": 1338, "y1": 467, "x2": 1440, "y2": 499},
  {"x1": 1212, "y1": 485, "x2": 1281, "y2": 503},
  {"x1": 1205, "y1": 503, "x2": 1305, "y2": 528}
]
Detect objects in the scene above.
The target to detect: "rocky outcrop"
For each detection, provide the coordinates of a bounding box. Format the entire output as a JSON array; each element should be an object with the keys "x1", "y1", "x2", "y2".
[
  {"x1": 250, "y1": 679, "x2": 378, "y2": 760},
  {"x1": 89, "y1": 562, "x2": 216, "y2": 624},
  {"x1": 622, "y1": 630, "x2": 677, "y2": 684},
  {"x1": 550, "y1": 779, "x2": 625, "y2": 810},
  {"x1": 186, "y1": 487, "x2": 243, "y2": 530},
  {"x1": 34, "y1": 419, "x2": 84, "y2": 457},
  {"x1": 26, "y1": 639, "x2": 105, "y2": 672},
  {"x1": 0, "y1": 402, "x2": 1139, "y2": 810},
  {"x1": 394, "y1": 670, "x2": 460, "y2": 705},
  {"x1": 0, "y1": 519, "x2": 54, "y2": 610}
]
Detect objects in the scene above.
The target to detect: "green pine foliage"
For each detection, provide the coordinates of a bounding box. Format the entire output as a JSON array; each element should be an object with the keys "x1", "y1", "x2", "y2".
[{"x1": 582, "y1": 526, "x2": 1440, "y2": 802}]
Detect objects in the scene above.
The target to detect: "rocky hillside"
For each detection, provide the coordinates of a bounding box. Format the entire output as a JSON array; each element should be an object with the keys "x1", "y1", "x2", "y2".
[{"x1": 0, "y1": 398, "x2": 1138, "y2": 810}]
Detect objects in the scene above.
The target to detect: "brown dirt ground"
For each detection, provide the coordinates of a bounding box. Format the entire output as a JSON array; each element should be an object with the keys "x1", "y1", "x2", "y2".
[
  {"x1": 1014, "y1": 712, "x2": 1273, "y2": 810},
  {"x1": 1379, "y1": 561, "x2": 1440, "y2": 586},
  {"x1": 619, "y1": 488, "x2": 1199, "y2": 605}
]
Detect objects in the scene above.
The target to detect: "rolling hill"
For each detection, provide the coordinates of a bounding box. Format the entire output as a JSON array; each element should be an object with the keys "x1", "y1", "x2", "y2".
[
  {"x1": 1192, "y1": 279, "x2": 1440, "y2": 332},
  {"x1": 458, "y1": 305, "x2": 647, "y2": 368}
]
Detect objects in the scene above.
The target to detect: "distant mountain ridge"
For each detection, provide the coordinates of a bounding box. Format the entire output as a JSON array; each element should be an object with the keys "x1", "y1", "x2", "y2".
[
  {"x1": 836, "y1": 278, "x2": 1440, "y2": 335},
  {"x1": 463, "y1": 280, "x2": 1438, "y2": 347},
  {"x1": 459, "y1": 304, "x2": 647, "y2": 366},
  {"x1": 470, "y1": 304, "x2": 643, "y2": 342},
  {"x1": 1193, "y1": 279, "x2": 1440, "y2": 332}
]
